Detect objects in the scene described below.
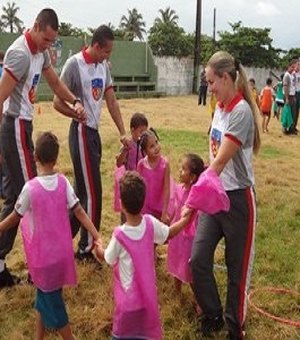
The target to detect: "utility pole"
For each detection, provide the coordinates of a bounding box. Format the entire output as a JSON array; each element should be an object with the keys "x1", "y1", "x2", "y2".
[
  {"x1": 193, "y1": 0, "x2": 202, "y2": 94},
  {"x1": 213, "y1": 7, "x2": 216, "y2": 51}
]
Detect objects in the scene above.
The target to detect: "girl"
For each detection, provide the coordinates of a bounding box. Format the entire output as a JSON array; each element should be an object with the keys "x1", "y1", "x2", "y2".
[
  {"x1": 137, "y1": 129, "x2": 171, "y2": 224},
  {"x1": 167, "y1": 154, "x2": 205, "y2": 295}
]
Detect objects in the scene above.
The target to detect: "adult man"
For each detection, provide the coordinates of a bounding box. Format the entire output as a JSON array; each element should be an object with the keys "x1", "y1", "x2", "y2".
[
  {"x1": 198, "y1": 69, "x2": 208, "y2": 106},
  {"x1": 283, "y1": 59, "x2": 297, "y2": 134},
  {"x1": 54, "y1": 25, "x2": 129, "y2": 262},
  {"x1": 0, "y1": 8, "x2": 86, "y2": 287},
  {"x1": 293, "y1": 60, "x2": 300, "y2": 132}
]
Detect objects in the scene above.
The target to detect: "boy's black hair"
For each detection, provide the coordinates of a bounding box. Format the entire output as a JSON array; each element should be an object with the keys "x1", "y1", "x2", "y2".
[
  {"x1": 36, "y1": 8, "x2": 59, "y2": 31},
  {"x1": 120, "y1": 171, "x2": 145, "y2": 215},
  {"x1": 35, "y1": 131, "x2": 59, "y2": 165},
  {"x1": 91, "y1": 25, "x2": 114, "y2": 47},
  {"x1": 266, "y1": 77, "x2": 272, "y2": 85},
  {"x1": 185, "y1": 153, "x2": 205, "y2": 183},
  {"x1": 130, "y1": 113, "x2": 148, "y2": 129},
  {"x1": 249, "y1": 78, "x2": 255, "y2": 84}
]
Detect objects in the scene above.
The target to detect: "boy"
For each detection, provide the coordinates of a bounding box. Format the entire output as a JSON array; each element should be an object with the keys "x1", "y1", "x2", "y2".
[
  {"x1": 95, "y1": 171, "x2": 191, "y2": 339},
  {"x1": 0, "y1": 132, "x2": 101, "y2": 340}
]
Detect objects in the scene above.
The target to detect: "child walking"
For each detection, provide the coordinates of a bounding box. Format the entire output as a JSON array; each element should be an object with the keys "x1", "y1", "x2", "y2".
[
  {"x1": 167, "y1": 154, "x2": 205, "y2": 297},
  {"x1": 137, "y1": 129, "x2": 171, "y2": 224},
  {"x1": 260, "y1": 77, "x2": 275, "y2": 132},
  {"x1": 0, "y1": 132, "x2": 100, "y2": 340},
  {"x1": 95, "y1": 171, "x2": 191, "y2": 340}
]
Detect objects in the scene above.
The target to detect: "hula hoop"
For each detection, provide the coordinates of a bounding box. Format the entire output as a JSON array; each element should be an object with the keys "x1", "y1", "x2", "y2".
[{"x1": 248, "y1": 287, "x2": 300, "y2": 328}]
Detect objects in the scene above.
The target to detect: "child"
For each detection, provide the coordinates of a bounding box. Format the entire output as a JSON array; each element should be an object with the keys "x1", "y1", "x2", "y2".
[
  {"x1": 260, "y1": 77, "x2": 275, "y2": 132},
  {"x1": 94, "y1": 171, "x2": 191, "y2": 340},
  {"x1": 116, "y1": 112, "x2": 148, "y2": 170},
  {"x1": 248, "y1": 78, "x2": 260, "y2": 108},
  {"x1": 274, "y1": 74, "x2": 285, "y2": 119},
  {"x1": 167, "y1": 154, "x2": 205, "y2": 296},
  {"x1": 0, "y1": 132, "x2": 100, "y2": 340},
  {"x1": 114, "y1": 113, "x2": 148, "y2": 222},
  {"x1": 137, "y1": 129, "x2": 171, "y2": 224}
]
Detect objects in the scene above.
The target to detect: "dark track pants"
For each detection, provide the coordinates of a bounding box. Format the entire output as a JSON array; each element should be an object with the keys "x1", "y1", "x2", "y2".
[
  {"x1": 69, "y1": 120, "x2": 102, "y2": 252},
  {"x1": 191, "y1": 187, "x2": 256, "y2": 338},
  {"x1": 0, "y1": 116, "x2": 36, "y2": 259}
]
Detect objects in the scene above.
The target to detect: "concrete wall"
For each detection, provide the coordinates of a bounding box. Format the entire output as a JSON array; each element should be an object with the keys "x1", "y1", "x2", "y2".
[{"x1": 154, "y1": 56, "x2": 283, "y2": 95}]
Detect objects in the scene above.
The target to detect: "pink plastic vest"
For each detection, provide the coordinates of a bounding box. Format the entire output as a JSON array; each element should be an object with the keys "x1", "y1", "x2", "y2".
[
  {"x1": 138, "y1": 156, "x2": 167, "y2": 219},
  {"x1": 20, "y1": 175, "x2": 77, "y2": 292},
  {"x1": 112, "y1": 215, "x2": 162, "y2": 339},
  {"x1": 126, "y1": 140, "x2": 143, "y2": 171},
  {"x1": 167, "y1": 185, "x2": 199, "y2": 283}
]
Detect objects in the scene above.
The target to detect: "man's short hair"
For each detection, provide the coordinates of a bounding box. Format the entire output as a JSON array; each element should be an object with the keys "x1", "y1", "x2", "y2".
[
  {"x1": 35, "y1": 131, "x2": 59, "y2": 165},
  {"x1": 120, "y1": 171, "x2": 145, "y2": 215},
  {"x1": 36, "y1": 8, "x2": 59, "y2": 31},
  {"x1": 92, "y1": 25, "x2": 114, "y2": 47}
]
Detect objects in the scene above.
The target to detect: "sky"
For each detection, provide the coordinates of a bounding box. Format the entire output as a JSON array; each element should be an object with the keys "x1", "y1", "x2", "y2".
[{"x1": 3, "y1": 0, "x2": 300, "y2": 50}]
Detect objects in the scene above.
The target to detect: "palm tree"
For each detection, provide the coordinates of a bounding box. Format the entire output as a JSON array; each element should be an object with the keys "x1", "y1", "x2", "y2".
[
  {"x1": 1, "y1": 1, "x2": 23, "y2": 33},
  {"x1": 120, "y1": 8, "x2": 146, "y2": 41},
  {"x1": 155, "y1": 7, "x2": 179, "y2": 26}
]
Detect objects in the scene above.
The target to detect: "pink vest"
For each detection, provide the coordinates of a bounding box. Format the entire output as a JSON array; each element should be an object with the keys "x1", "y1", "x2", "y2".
[
  {"x1": 112, "y1": 215, "x2": 162, "y2": 339},
  {"x1": 20, "y1": 175, "x2": 77, "y2": 292},
  {"x1": 126, "y1": 140, "x2": 143, "y2": 171},
  {"x1": 138, "y1": 156, "x2": 167, "y2": 218},
  {"x1": 167, "y1": 185, "x2": 199, "y2": 283}
]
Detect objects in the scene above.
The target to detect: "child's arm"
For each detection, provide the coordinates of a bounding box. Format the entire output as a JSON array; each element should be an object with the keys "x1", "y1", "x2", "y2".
[
  {"x1": 116, "y1": 146, "x2": 129, "y2": 168},
  {"x1": 73, "y1": 203, "x2": 101, "y2": 241},
  {"x1": 167, "y1": 210, "x2": 192, "y2": 240},
  {"x1": 94, "y1": 239, "x2": 105, "y2": 261},
  {"x1": 161, "y1": 161, "x2": 171, "y2": 224},
  {"x1": 0, "y1": 211, "x2": 21, "y2": 237}
]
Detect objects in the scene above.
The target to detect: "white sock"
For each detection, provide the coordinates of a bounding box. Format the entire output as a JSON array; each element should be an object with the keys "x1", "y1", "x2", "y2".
[{"x1": 0, "y1": 260, "x2": 5, "y2": 272}]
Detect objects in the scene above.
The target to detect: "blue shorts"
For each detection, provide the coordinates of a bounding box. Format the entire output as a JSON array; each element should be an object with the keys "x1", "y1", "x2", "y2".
[{"x1": 35, "y1": 288, "x2": 69, "y2": 329}]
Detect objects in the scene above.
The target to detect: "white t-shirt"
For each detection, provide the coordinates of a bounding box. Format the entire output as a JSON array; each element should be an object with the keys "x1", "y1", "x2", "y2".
[
  {"x1": 15, "y1": 174, "x2": 79, "y2": 216},
  {"x1": 104, "y1": 215, "x2": 169, "y2": 290}
]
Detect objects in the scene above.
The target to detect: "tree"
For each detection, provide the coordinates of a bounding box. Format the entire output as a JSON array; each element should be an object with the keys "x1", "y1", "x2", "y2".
[
  {"x1": 218, "y1": 21, "x2": 280, "y2": 68},
  {"x1": 58, "y1": 22, "x2": 84, "y2": 37},
  {"x1": 155, "y1": 7, "x2": 179, "y2": 26},
  {"x1": 148, "y1": 21, "x2": 193, "y2": 57},
  {"x1": 119, "y1": 8, "x2": 146, "y2": 41},
  {"x1": 279, "y1": 47, "x2": 300, "y2": 68},
  {"x1": 1, "y1": 1, "x2": 23, "y2": 33}
]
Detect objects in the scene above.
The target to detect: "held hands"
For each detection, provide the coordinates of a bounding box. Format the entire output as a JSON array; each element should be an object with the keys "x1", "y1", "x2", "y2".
[
  {"x1": 120, "y1": 134, "x2": 131, "y2": 148},
  {"x1": 94, "y1": 237, "x2": 104, "y2": 261},
  {"x1": 181, "y1": 205, "x2": 193, "y2": 221},
  {"x1": 73, "y1": 101, "x2": 87, "y2": 124}
]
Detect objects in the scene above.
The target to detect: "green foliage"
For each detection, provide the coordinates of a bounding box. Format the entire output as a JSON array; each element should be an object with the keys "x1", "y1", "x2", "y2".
[
  {"x1": 1, "y1": 1, "x2": 23, "y2": 33},
  {"x1": 119, "y1": 8, "x2": 146, "y2": 41},
  {"x1": 279, "y1": 47, "x2": 300, "y2": 68},
  {"x1": 148, "y1": 21, "x2": 193, "y2": 57},
  {"x1": 154, "y1": 7, "x2": 179, "y2": 26},
  {"x1": 58, "y1": 22, "x2": 84, "y2": 37},
  {"x1": 218, "y1": 21, "x2": 280, "y2": 68}
]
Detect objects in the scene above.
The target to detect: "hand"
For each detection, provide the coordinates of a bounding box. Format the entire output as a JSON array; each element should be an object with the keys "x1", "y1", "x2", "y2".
[
  {"x1": 181, "y1": 206, "x2": 192, "y2": 219},
  {"x1": 74, "y1": 102, "x2": 87, "y2": 123},
  {"x1": 120, "y1": 135, "x2": 131, "y2": 148}
]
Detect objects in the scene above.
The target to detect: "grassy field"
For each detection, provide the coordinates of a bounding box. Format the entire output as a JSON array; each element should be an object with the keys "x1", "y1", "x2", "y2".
[{"x1": 0, "y1": 95, "x2": 299, "y2": 339}]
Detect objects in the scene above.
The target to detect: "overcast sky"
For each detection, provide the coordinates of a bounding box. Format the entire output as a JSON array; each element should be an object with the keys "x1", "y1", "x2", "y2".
[{"x1": 6, "y1": 0, "x2": 300, "y2": 50}]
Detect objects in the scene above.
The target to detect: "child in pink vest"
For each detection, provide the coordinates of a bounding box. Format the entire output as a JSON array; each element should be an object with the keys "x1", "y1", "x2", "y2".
[
  {"x1": 95, "y1": 171, "x2": 192, "y2": 340},
  {"x1": 114, "y1": 113, "x2": 148, "y2": 220},
  {"x1": 137, "y1": 129, "x2": 171, "y2": 225},
  {"x1": 167, "y1": 154, "x2": 205, "y2": 296},
  {"x1": 0, "y1": 132, "x2": 100, "y2": 340}
]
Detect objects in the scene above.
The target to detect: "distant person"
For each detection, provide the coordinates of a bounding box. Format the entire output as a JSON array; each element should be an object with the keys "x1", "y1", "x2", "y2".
[
  {"x1": 293, "y1": 60, "x2": 300, "y2": 131},
  {"x1": 198, "y1": 69, "x2": 208, "y2": 106},
  {"x1": 260, "y1": 77, "x2": 274, "y2": 133},
  {"x1": 0, "y1": 132, "x2": 100, "y2": 340},
  {"x1": 248, "y1": 78, "x2": 260, "y2": 108},
  {"x1": 115, "y1": 113, "x2": 148, "y2": 223},
  {"x1": 273, "y1": 74, "x2": 285, "y2": 119},
  {"x1": 54, "y1": 25, "x2": 130, "y2": 263},
  {"x1": 0, "y1": 51, "x2": 4, "y2": 199},
  {"x1": 283, "y1": 59, "x2": 297, "y2": 134},
  {"x1": 0, "y1": 8, "x2": 86, "y2": 287},
  {"x1": 189, "y1": 51, "x2": 260, "y2": 339},
  {"x1": 94, "y1": 171, "x2": 192, "y2": 340}
]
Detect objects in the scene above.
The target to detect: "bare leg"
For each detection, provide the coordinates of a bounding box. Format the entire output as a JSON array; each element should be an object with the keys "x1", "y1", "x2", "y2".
[
  {"x1": 190, "y1": 283, "x2": 203, "y2": 316},
  {"x1": 265, "y1": 115, "x2": 271, "y2": 131},
  {"x1": 58, "y1": 323, "x2": 74, "y2": 340},
  {"x1": 36, "y1": 312, "x2": 45, "y2": 340}
]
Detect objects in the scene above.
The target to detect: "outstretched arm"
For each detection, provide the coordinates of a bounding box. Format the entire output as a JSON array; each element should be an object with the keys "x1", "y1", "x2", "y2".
[{"x1": 0, "y1": 211, "x2": 21, "y2": 237}]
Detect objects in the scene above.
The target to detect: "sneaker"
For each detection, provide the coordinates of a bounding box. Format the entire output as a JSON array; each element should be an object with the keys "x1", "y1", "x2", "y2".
[
  {"x1": 0, "y1": 266, "x2": 21, "y2": 288},
  {"x1": 75, "y1": 250, "x2": 101, "y2": 267},
  {"x1": 200, "y1": 314, "x2": 225, "y2": 337}
]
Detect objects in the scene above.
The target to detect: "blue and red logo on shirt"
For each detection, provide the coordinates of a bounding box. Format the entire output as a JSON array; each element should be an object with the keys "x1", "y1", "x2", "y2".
[
  {"x1": 210, "y1": 128, "x2": 222, "y2": 158},
  {"x1": 28, "y1": 74, "x2": 40, "y2": 104},
  {"x1": 91, "y1": 78, "x2": 103, "y2": 101}
]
